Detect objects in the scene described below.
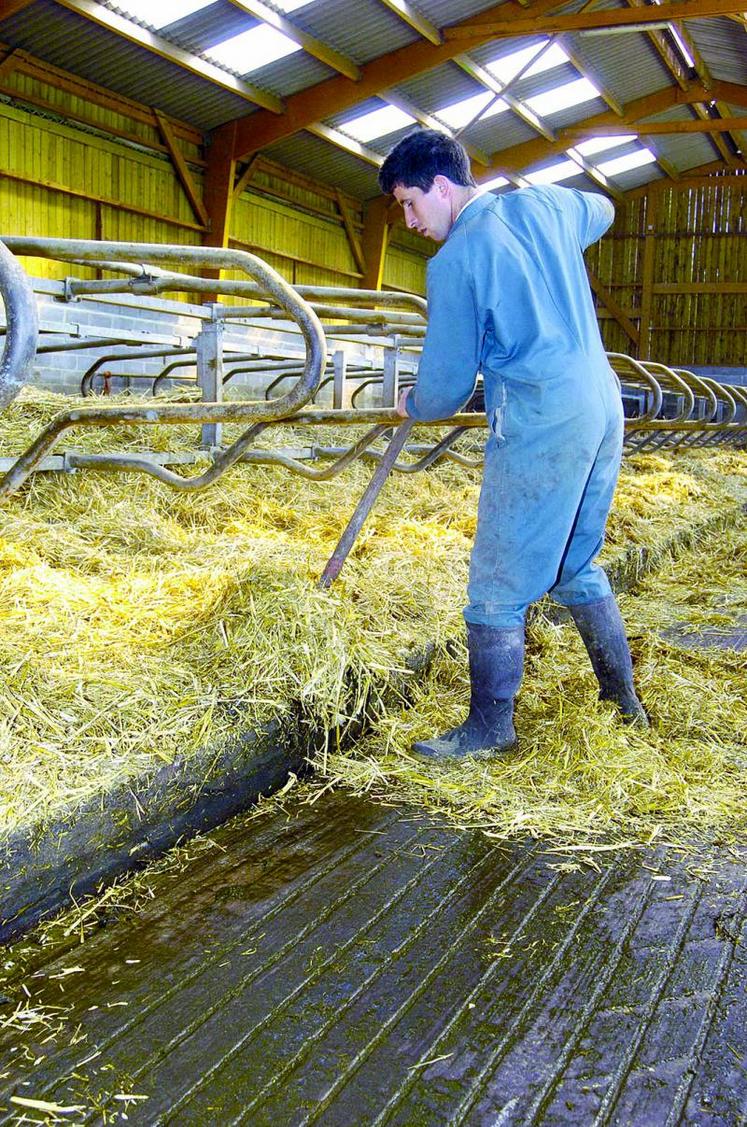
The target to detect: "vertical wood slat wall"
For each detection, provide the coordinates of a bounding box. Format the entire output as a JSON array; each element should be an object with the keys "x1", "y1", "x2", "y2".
[
  {"x1": 0, "y1": 66, "x2": 428, "y2": 297},
  {"x1": 586, "y1": 179, "x2": 746, "y2": 366},
  {"x1": 0, "y1": 53, "x2": 743, "y2": 365}
]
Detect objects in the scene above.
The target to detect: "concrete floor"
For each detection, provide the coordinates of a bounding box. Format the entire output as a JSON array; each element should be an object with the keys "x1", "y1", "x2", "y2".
[{"x1": 1, "y1": 783, "x2": 746, "y2": 1126}]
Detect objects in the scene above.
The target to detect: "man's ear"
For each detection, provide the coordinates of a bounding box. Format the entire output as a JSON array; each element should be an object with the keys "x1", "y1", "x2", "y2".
[{"x1": 432, "y1": 174, "x2": 451, "y2": 197}]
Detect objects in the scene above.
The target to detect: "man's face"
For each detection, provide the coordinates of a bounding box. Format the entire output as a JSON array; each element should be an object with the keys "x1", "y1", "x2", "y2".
[{"x1": 393, "y1": 179, "x2": 452, "y2": 242}]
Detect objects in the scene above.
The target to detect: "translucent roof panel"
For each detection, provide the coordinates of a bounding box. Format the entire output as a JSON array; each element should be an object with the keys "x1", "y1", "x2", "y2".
[
  {"x1": 573, "y1": 135, "x2": 637, "y2": 157},
  {"x1": 206, "y1": 24, "x2": 302, "y2": 73},
  {"x1": 485, "y1": 40, "x2": 570, "y2": 85},
  {"x1": 341, "y1": 105, "x2": 417, "y2": 142},
  {"x1": 434, "y1": 91, "x2": 508, "y2": 130},
  {"x1": 525, "y1": 158, "x2": 582, "y2": 185},
  {"x1": 525, "y1": 78, "x2": 601, "y2": 117},
  {"x1": 480, "y1": 174, "x2": 510, "y2": 191},
  {"x1": 596, "y1": 148, "x2": 657, "y2": 178}
]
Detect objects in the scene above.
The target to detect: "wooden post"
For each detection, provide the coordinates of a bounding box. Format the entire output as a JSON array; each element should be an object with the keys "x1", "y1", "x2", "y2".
[
  {"x1": 202, "y1": 120, "x2": 237, "y2": 301},
  {"x1": 361, "y1": 196, "x2": 391, "y2": 290},
  {"x1": 638, "y1": 190, "x2": 658, "y2": 361}
]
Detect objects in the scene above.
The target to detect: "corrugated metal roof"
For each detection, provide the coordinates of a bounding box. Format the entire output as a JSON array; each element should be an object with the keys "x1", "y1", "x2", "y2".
[
  {"x1": 606, "y1": 163, "x2": 667, "y2": 190},
  {"x1": 467, "y1": 111, "x2": 538, "y2": 154},
  {"x1": 150, "y1": 0, "x2": 249, "y2": 51},
  {"x1": 1, "y1": 0, "x2": 744, "y2": 200},
  {"x1": 551, "y1": 32, "x2": 674, "y2": 105},
  {"x1": 264, "y1": 129, "x2": 381, "y2": 199},
  {"x1": 295, "y1": 0, "x2": 417, "y2": 66},
  {"x1": 649, "y1": 132, "x2": 720, "y2": 172},
  {"x1": 690, "y1": 21, "x2": 747, "y2": 85},
  {"x1": 394, "y1": 63, "x2": 490, "y2": 115},
  {"x1": 0, "y1": 0, "x2": 255, "y2": 131}
]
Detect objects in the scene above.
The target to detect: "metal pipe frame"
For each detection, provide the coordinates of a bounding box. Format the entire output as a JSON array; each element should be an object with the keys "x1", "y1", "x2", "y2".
[
  {"x1": 0, "y1": 240, "x2": 38, "y2": 409},
  {"x1": 1, "y1": 238, "x2": 744, "y2": 499}
]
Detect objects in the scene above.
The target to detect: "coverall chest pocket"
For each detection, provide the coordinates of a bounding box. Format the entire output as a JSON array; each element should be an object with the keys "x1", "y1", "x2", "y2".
[{"x1": 488, "y1": 381, "x2": 508, "y2": 446}]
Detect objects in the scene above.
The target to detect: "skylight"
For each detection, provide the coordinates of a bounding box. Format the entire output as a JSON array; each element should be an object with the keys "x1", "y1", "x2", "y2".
[
  {"x1": 485, "y1": 40, "x2": 569, "y2": 85},
  {"x1": 480, "y1": 174, "x2": 510, "y2": 191},
  {"x1": 525, "y1": 159, "x2": 581, "y2": 185},
  {"x1": 435, "y1": 91, "x2": 508, "y2": 130},
  {"x1": 572, "y1": 135, "x2": 637, "y2": 157},
  {"x1": 668, "y1": 25, "x2": 696, "y2": 68},
  {"x1": 596, "y1": 148, "x2": 657, "y2": 177},
  {"x1": 341, "y1": 105, "x2": 416, "y2": 142},
  {"x1": 525, "y1": 78, "x2": 601, "y2": 117},
  {"x1": 117, "y1": 0, "x2": 209, "y2": 26},
  {"x1": 206, "y1": 25, "x2": 302, "y2": 73}
]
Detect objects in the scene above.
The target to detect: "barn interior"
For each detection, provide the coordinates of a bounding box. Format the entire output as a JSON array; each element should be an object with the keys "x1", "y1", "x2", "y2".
[{"x1": 0, "y1": 0, "x2": 745, "y2": 1121}]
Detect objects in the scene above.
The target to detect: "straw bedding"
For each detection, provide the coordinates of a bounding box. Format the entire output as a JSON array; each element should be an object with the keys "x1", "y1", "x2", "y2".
[{"x1": 0, "y1": 388, "x2": 744, "y2": 844}]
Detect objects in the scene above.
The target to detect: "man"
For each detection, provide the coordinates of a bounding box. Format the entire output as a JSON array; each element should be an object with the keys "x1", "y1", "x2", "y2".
[{"x1": 379, "y1": 129, "x2": 647, "y2": 762}]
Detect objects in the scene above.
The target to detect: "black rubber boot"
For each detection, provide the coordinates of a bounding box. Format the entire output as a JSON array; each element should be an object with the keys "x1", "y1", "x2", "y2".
[
  {"x1": 569, "y1": 595, "x2": 649, "y2": 725},
  {"x1": 412, "y1": 623, "x2": 524, "y2": 762}
]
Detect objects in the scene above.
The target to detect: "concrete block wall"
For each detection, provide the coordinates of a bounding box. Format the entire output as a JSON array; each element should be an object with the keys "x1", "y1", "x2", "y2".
[{"x1": 3, "y1": 278, "x2": 416, "y2": 408}]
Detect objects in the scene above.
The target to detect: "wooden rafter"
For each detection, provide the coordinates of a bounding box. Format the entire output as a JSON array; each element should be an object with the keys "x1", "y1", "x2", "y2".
[
  {"x1": 361, "y1": 196, "x2": 391, "y2": 290},
  {"x1": 0, "y1": 0, "x2": 36, "y2": 17},
  {"x1": 308, "y1": 122, "x2": 384, "y2": 167},
  {"x1": 232, "y1": 153, "x2": 262, "y2": 200},
  {"x1": 444, "y1": 0, "x2": 745, "y2": 40},
  {"x1": 564, "y1": 117, "x2": 747, "y2": 137},
  {"x1": 223, "y1": 0, "x2": 564, "y2": 160},
  {"x1": 626, "y1": 162, "x2": 747, "y2": 195},
  {"x1": 624, "y1": 0, "x2": 741, "y2": 165},
  {"x1": 374, "y1": 0, "x2": 442, "y2": 46},
  {"x1": 477, "y1": 81, "x2": 724, "y2": 177},
  {"x1": 54, "y1": 0, "x2": 285, "y2": 113},
  {"x1": 228, "y1": 1, "x2": 361, "y2": 82},
  {"x1": 0, "y1": 45, "x2": 17, "y2": 79}
]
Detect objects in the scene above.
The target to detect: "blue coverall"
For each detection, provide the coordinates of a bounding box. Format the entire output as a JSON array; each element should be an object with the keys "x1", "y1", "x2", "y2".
[{"x1": 404, "y1": 185, "x2": 623, "y2": 629}]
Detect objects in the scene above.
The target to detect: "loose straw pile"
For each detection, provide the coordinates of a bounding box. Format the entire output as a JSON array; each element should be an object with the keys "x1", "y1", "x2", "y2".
[{"x1": 0, "y1": 388, "x2": 744, "y2": 842}]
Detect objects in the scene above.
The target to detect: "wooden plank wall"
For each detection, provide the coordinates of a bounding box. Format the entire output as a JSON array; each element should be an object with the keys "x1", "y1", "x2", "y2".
[
  {"x1": 0, "y1": 52, "x2": 428, "y2": 298},
  {"x1": 586, "y1": 178, "x2": 746, "y2": 366}
]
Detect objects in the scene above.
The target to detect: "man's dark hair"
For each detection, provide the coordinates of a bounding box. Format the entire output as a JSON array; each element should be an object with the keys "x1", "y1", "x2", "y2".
[{"x1": 378, "y1": 129, "x2": 476, "y2": 194}]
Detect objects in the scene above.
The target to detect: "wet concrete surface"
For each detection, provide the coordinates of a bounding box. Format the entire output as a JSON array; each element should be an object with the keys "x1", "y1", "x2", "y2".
[{"x1": 1, "y1": 787, "x2": 746, "y2": 1126}]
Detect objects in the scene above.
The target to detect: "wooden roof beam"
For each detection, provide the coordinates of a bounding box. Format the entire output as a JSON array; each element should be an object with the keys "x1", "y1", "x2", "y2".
[
  {"x1": 0, "y1": 0, "x2": 37, "y2": 17},
  {"x1": 54, "y1": 0, "x2": 285, "y2": 113},
  {"x1": 564, "y1": 117, "x2": 747, "y2": 137},
  {"x1": 224, "y1": 0, "x2": 563, "y2": 160},
  {"x1": 153, "y1": 107, "x2": 209, "y2": 226},
  {"x1": 444, "y1": 0, "x2": 746, "y2": 40},
  {"x1": 479, "y1": 81, "x2": 716, "y2": 176},
  {"x1": 623, "y1": 0, "x2": 739, "y2": 164},
  {"x1": 374, "y1": 0, "x2": 442, "y2": 46},
  {"x1": 228, "y1": 1, "x2": 361, "y2": 82}
]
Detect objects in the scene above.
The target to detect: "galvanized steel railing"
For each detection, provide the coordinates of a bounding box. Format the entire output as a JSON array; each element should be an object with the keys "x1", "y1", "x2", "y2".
[{"x1": 0, "y1": 237, "x2": 744, "y2": 580}]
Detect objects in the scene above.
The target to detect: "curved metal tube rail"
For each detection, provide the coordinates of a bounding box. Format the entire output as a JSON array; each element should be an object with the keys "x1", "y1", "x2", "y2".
[
  {"x1": 0, "y1": 237, "x2": 327, "y2": 494},
  {"x1": 0, "y1": 239, "x2": 743, "y2": 501},
  {"x1": 0, "y1": 239, "x2": 38, "y2": 409}
]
